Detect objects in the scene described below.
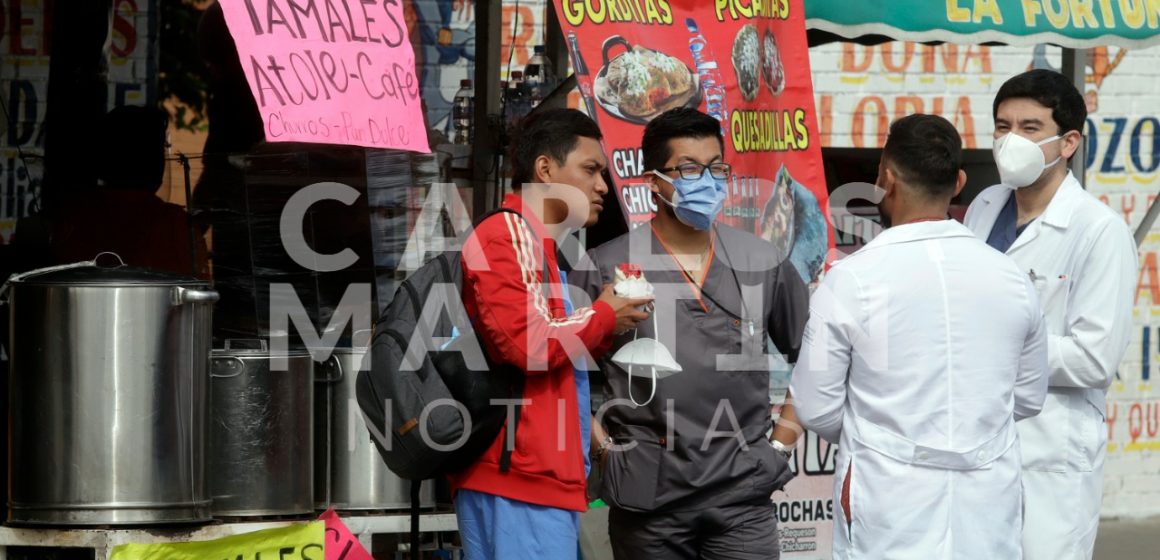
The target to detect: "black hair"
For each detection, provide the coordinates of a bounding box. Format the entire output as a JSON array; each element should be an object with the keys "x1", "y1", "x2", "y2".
[
  {"x1": 993, "y1": 69, "x2": 1087, "y2": 135},
  {"x1": 98, "y1": 105, "x2": 169, "y2": 191},
  {"x1": 510, "y1": 108, "x2": 602, "y2": 188},
  {"x1": 882, "y1": 114, "x2": 962, "y2": 199},
  {"x1": 642, "y1": 108, "x2": 725, "y2": 172}
]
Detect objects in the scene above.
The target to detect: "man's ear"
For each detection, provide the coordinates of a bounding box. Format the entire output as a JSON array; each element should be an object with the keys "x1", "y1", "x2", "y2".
[
  {"x1": 647, "y1": 172, "x2": 662, "y2": 195},
  {"x1": 954, "y1": 169, "x2": 967, "y2": 197},
  {"x1": 880, "y1": 166, "x2": 896, "y2": 198},
  {"x1": 533, "y1": 154, "x2": 554, "y2": 185},
  {"x1": 1060, "y1": 129, "x2": 1083, "y2": 160}
]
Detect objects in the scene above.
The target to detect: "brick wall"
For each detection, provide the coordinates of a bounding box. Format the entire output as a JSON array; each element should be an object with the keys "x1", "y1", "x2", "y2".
[{"x1": 809, "y1": 41, "x2": 1160, "y2": 520}]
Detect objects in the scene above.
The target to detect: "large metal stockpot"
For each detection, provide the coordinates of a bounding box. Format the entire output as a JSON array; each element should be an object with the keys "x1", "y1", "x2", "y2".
[
  {"x1": 5, "y1": 261, "x2": 218, "y2": 525},
  {"x1": 313, "y1": 347, "x2": 434, "y2": 511},
  {"x1": 209, "y1": 341, "x2": 314, "y2": 517}
]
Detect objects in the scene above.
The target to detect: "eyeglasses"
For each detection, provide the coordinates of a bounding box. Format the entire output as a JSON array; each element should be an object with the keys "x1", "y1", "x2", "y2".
[{"x1": 657, "y1": 162, "x2": 732, "y2": 180}]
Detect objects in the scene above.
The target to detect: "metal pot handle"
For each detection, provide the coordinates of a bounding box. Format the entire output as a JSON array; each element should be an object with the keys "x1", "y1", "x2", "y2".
[
  {"x1": 224, "y1": 338, "x2": 268, "y2": 352},
  {"x1": 210, "y1": 357, "x2": 247, "y2": 378},
  {"x1": 93, "y1": 252, "x2": 126, "y2": 268},
  {"x1": 172, "y1": 286, "x2": 221, "y2": 306},
  {"x1": 314, "y1": 354, "x2": 344, "y2": 383},
  {"x1": 353, "y1": 328, "x2": 374, "y2": 348}
]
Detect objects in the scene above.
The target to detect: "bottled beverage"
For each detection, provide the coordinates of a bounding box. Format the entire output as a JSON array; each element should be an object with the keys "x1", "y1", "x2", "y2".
[
  {"x1": 505, "y1": 71, "x2": 530, "y2": 127},
  {"x1": 568, "y1": 32, "x2": 589, "y2": 76},
  {"x1": 524, "y1": 45, "x2": 557, "y2": 109},
  {"x1": 452, "y1": 79, "x2": 474, "y2": 145},
  {"x1": 686, "y1": 18, "x2": 729, "y2": 135},
  {"x1": 567, "y1": 31, "x2": 600, "y2": 122}
]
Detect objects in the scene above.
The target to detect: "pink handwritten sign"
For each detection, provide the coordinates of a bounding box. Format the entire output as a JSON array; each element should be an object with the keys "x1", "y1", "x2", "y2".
[
  {"x1": 319, "y1": 508, "x2": 374, "y2": 560},
  {"x1": 218, "y1": 0, "x2": 429, "y2": 152}
]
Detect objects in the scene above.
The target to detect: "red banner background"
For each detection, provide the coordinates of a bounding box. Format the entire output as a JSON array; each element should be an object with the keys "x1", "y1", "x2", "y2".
[{"x1": 552, "y1": 0, "x2": 832, "y2": 289}]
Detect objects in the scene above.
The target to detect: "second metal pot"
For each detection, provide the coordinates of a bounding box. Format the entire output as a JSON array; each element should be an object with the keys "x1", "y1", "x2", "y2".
[
  {"x1": 209, "y1": 341, "x2": 313, "y2": 517},
  {"x1": 314, "y1": 347, "x2": 434, "y2": 510}
]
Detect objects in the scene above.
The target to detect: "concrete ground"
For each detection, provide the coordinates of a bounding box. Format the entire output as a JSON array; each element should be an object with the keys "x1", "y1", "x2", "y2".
[{"x1": 1095, "y1": 517, "x2": 1160, "y2": 559}]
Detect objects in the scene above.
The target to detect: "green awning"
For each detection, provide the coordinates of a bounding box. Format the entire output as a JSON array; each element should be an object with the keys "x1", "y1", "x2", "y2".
[{"x1": 805, "y1": 0, "x2": 1160, "y2": 49}]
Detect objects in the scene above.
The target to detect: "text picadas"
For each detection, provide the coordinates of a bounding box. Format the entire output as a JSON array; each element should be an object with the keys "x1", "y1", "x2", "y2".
[{"x1": 715, "y1": 0, "x2": 790, "y2": 22}]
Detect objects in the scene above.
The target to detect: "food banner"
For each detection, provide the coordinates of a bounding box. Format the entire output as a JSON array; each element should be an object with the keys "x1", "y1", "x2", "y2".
[
  {"x1": 218, "y1": 0, "x2": 429, "y2": 153},
  {"x1": 109, "y1": 521, "x2": 325, "y2": 560},
  {"x1": 552, "y1": 0, "x2": 832, "y2": 290},
  {"x1": 553, "y1": 1, "x2": 834, "y2": 557}
]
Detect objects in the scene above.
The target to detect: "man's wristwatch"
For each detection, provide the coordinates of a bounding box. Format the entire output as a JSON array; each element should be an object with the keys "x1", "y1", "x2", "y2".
[
  {"x1": 592, "y1": 435, "x2": 615, "y2": 463},
  {"x1": 771, "y1": 439, "x2": 793, "y2": 460}
]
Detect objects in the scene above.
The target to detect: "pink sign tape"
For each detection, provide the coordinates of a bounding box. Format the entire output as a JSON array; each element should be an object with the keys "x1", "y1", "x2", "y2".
[
  {"x1": 319, "y1": 508, "x2": 374, "y2": 560},
  {"x1": 219, "y1": 0, "x2": 430, "y2": 152}
]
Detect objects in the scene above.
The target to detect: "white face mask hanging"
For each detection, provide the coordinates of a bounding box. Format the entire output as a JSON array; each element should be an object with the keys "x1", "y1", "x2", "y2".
[
  {"x1": 608, "y1": 267, "x2": 681, "y2": 407},
  {"x1": 993, "y1": 132, "x2": 1063, "y2": 189},
  {"x1": 609, "y1": 315, "x2": 682, "y2": 408}
]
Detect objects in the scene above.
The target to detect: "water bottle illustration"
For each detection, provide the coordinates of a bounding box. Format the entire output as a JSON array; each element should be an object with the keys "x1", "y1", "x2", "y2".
[{"x1": 686, "y1": 18, "x2": 729, "y2": 136}]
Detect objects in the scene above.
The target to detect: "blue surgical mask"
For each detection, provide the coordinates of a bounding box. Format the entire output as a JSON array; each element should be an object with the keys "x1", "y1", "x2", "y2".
[{"x1": 652, "y1": 170, "x2": 726, "y2": 231}]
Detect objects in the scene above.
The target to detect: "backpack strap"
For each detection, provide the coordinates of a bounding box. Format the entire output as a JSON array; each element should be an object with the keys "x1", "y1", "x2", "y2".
[{"x1": 499, "y1": 375, "x2": 526, "y2": 473}]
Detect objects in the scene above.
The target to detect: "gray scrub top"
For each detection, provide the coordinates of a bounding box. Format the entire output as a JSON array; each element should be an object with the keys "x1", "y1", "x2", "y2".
[{"x1": 570, "y1": 224, "x2": 809, "y2": 512}]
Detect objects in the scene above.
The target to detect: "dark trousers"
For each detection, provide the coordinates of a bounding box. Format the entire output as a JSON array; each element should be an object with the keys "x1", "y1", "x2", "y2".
[{"x1": 609, "y1": 501, "x2": 780, "y2": 560}]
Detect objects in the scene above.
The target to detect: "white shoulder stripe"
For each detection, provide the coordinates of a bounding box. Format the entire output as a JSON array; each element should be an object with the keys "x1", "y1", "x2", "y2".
[{"x1": 504, "y1": 212, "x2": 595, "y2": 327}]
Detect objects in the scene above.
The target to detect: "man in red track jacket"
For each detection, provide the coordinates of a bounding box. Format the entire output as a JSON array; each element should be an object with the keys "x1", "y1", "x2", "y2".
[{"x1": 450, "y1": 109, "x2": 652, "y2": 559}]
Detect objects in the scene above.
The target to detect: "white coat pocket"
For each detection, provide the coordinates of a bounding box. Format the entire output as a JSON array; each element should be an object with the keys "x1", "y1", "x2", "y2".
[
  {"x1": 1033, "y1": 275, "x2": 1071, "y2": 333},
  {"x1": 1069, "y1": 393, "x2": 1105, "y2": 473},
  {"x1": 1018, "y1": 391, "x2": 1071, "y2": 472}
]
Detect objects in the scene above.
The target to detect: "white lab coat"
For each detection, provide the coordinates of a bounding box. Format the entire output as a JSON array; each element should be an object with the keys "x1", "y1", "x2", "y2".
[
  {"x1": 964, "y1": 173, "x2": 1137, "y2": 560},
  {"x1": 791, "y1": 220, "x2": 1049, "y2": 560}
]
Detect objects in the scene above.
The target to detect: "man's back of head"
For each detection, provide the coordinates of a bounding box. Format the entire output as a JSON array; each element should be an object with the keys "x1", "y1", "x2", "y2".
[
  {"x1": 882, "y1": 114, "x2": 963, "y2": 200},
  {"x1": 98, "y1": 105, "x2": 169, "y2": 192},
  {"x1": 876, "y1": 114, "x2": 965, "y2": 228}
]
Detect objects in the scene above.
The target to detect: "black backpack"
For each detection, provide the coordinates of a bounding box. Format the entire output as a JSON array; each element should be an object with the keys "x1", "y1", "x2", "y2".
[{"x1": 356, "y1": 208, "x2": 533, "y2": 480}]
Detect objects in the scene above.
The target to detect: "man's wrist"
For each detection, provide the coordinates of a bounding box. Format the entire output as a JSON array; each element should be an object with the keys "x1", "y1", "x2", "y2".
[
  {"x1": 593, "y1": 435, "x2": 615, "y2": 461},
  {"x1": 771, "y1": 439, "x2": 793, "y2": 459}
]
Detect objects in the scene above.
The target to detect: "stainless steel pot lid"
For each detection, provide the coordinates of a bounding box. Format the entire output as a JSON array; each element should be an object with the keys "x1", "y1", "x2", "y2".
[
  {"x1": 17, "y1": 266, "x2": 204, "y2": 287},
  {"x1": 9, "y1": 254, "x2": 204, "y2": 287}
]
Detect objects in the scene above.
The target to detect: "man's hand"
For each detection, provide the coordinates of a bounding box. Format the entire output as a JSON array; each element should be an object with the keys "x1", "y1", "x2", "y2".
[
  {"x1": 597, "y1": 284, "x2": 652, "y2": 334},
  {"x1": 591, "y1": 417, "x2": 611, "y2": 468}
]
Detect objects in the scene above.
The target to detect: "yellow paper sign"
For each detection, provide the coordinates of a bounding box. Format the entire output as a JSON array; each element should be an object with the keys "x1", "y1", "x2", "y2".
[{"x1": 110, "y1": 521, "x2": 325, "y2": 560}]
